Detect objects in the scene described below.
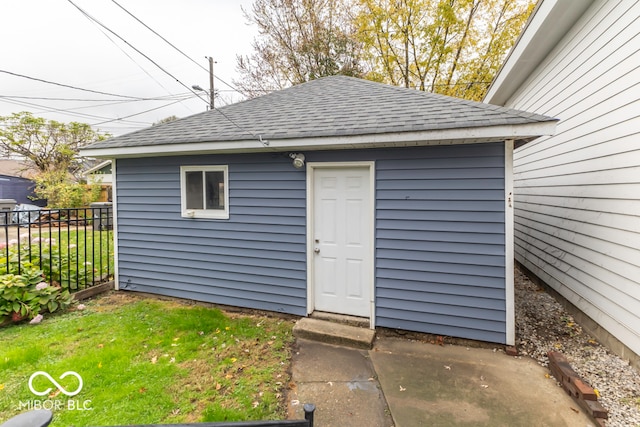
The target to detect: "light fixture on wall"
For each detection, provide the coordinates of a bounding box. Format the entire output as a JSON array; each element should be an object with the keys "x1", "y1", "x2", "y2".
[{"x1": 289, "y1": 153, "x2": 305, "y2": 169}]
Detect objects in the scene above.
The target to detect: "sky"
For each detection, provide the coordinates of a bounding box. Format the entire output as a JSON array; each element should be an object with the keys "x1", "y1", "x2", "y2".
[{"x1": 0, "y1": 0, "x2": 258, "y2": 136}]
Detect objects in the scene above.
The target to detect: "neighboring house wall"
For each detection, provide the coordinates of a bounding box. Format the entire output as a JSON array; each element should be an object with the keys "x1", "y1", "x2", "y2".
[
  {"x1": 115, "y1": 143, "x2": 508, "y2": 343},
  {"x1": 86, "y1": 161, "x2": 113, "y2": 202},
  {"x1": 492, "y1": 1, "x2": 640, "y2": 358},
  {"x1": 0, "y1": 174, "x2": 44, "y2": 206}
]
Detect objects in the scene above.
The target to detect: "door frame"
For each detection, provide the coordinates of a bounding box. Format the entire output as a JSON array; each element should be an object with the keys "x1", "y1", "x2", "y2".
[{"x1": 306, "y1": 161, "x2": 376, "y2": 328}]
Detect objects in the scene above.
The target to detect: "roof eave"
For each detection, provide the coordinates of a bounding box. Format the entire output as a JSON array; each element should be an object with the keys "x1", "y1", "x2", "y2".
[
  {"x1": 484, "y1": 0, "x2": 595, "y2": 106},
  {"x1": 80, "y1": 121, "x2": 557, "y2": 159},
  {"x1": 82, "y1": 159, "x2": 112, "y2": 176}
]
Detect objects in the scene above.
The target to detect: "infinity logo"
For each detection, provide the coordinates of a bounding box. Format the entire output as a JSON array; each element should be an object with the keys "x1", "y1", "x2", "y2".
[{"x1": 28, "y1": 371, "x2": 83, "y2": 397}]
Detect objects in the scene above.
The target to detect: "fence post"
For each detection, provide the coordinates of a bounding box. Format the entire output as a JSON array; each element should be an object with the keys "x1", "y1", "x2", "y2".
[{"x1": 303, "y1": 403, "x2": 315, "y2": 427}]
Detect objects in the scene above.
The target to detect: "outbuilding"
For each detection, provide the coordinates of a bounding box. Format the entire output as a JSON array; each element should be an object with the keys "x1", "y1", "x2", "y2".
[{"x1": 81, "y1": 76, "x2": 556, "y2": 345}]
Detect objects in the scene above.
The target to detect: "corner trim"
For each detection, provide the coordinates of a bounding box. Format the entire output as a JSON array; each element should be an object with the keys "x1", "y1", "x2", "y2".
[
  {"x1": 111, "y1": 158, "x2": 120, "y2": 291},
  {"x1": 505, "y1": 140, "x2": 515, "y2": 345}
]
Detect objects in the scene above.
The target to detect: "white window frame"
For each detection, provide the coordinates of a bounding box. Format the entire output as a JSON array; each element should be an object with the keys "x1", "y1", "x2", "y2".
[{"x1": 180, "y1": 165, "x2": 229, "y2": 219}]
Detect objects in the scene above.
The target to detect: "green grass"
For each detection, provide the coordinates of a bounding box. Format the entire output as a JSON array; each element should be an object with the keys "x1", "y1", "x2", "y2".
[{"x1": 0, "y1": 293, "x2": 294, "y2": 426}]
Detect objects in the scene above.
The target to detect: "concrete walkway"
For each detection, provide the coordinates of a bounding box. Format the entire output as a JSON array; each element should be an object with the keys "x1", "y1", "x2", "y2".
[{"x1": 289, "y1": 336, "x2": 595, "y2": 427}]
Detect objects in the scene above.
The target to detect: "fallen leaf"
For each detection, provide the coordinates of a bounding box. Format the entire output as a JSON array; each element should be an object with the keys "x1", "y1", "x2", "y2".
[
  {"x1": 594, "y1": 389, "x2": 600, "y2": 398},
  {"x1": 97, "y1": 343, "x2": 104, "y2": 348},
  {"x1": 399, "y1": 385, "x2": 406, "y2": 392},
  {"x1": 139, "y1": 387, "x2": 147, "y2": 394},
  {"x1": 49, "y1": 389, "x2": 61, "y2": 398},
  {"x1": 225, "y1": 374, "x2": 233, "y2": 380},
  {"x1": 215, "y1": 383, "x2": 222, "y2": 391},
  {"x1": 252, "y1": 401, "x2": 259, "y2": 408},
  {"x1": 198, "y1": 331, "x2": 204, "y2": 335},
  {"x1": 570, "y1": 407, "x2": 579, "y2": 413},
  {"x1": 151, "y1": 356, "x2": 158, "y2": 364}
]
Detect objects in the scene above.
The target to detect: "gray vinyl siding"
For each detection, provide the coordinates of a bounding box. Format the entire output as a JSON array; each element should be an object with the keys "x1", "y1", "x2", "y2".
[
  {"x1": 115, "y1": 143, "x2": 506, "y2": 342},
  {"x1": 372, "y1": 144, "x2": 507, "y2": 343},
  {"x1": 116, "y1": 153, "x2": 308, "y2": 315}
]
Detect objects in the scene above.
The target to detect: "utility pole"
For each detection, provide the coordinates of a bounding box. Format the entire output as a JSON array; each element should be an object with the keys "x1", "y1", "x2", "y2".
[{"x1": 208, "y1": 56, "x2": 214, "y2": 109}]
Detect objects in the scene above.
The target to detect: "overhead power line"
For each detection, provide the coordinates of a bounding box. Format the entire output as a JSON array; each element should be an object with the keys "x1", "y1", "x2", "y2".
[
  {"x1": 109, "y1": 0, "x2": 242, "y2": 94},
  {"x1": 92, "y1": 98, "x2": 187, "y2": 125},
  {"x1": 0, "y1": 96, "x2": 150, "y2": 125},
  {"x1": 0, "y1": 92, "x2": 196, "y2": 102},
  {"x1": 81, "y1": 11, "x2": 182, "y2": 102},
  {"x1": 66, "y1": 0, "x2": 210, "y2": 107},
  {"x1": 0, "y1": 69, "x2": 145, "y2": 100}
]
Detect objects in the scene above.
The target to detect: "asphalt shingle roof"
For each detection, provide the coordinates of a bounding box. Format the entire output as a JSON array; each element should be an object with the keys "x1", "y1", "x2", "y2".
[{"x1": 87, "y1": 75, "x2": 555, "y2": 150}]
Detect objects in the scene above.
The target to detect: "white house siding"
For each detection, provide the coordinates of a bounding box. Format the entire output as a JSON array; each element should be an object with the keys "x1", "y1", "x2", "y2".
[{"x1": 502, "y1": 0, "x2": 640, "y2": 358}]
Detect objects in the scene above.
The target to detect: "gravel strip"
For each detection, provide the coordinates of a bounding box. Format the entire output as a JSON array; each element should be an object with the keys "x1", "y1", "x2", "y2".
[{"x1": 515, "y1": 267, "x2": 640, "y2": 427}]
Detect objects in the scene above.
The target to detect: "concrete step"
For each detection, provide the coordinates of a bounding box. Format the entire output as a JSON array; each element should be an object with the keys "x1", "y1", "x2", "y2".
[{"x1": 293, "y1": 317, "x2": 376, "y2": 349}]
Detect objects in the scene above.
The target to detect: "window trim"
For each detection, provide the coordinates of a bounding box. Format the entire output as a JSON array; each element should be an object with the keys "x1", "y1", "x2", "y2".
[{"x1": 180, "y1": 165, "x2": 229, "y2": 219}]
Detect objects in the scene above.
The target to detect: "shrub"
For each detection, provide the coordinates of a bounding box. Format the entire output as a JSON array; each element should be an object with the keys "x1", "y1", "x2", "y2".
[
  {"x1": 0, "y1": 265, "x2": 72, "y2": 322},
  {"x1": 0, "y1": 237, "x2": 95, "y2": 290},
  {"x1": 32, "y1": 169, "x2": 101, "y2": 208}
]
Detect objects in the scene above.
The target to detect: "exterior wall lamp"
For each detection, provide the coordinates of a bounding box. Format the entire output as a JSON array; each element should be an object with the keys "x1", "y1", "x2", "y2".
[{"x1": 289, "y1": 153, "x2": 305, "y2": 169}]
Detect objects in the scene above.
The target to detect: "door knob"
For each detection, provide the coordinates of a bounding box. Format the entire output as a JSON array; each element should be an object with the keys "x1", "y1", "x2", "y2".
[{"x1": 314, "y1": 248, "x2": 320, "y2": 253}]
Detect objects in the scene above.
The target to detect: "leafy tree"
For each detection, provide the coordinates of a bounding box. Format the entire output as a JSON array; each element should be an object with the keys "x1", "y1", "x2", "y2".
[
  {"x1": 236, "y1": 0, "x2": 534, "y2": 101},
  {"x1": 0, "y1": 112, "x2": 108, "y2": 207},
  {"x1": 355, "y1": 0, "x2": 535, "y2": 100},
  {"x1": 31, "y1": 169, "x2": 101, "y2": 208},
  {"x1": 152, "y1": 115, "x2": 179, "y2": 126},
  {"x1": 234, "y1": 0, "x2": 367, "y2": 98},
  {"x1": 0, "y1": 112, "x2": 109, "y2": 177}
]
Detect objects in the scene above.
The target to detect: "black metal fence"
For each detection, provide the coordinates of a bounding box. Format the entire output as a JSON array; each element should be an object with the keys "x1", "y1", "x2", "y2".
[
  {"x1": 0, "y1": 206, "x2": 114, "y2": 292},
  {"x1": 2, "y1": 404, "x2": 315, "y2": 427}
]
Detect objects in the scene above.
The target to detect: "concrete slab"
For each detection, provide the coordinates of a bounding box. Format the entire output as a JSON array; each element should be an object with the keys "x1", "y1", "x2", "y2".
[
  {"x1": 371, "y1": 337, "x2": 595, "y2": 427},
  {"x1": 293, "y1": 318, "x2": 375, "y2": 349},
  {"x1": 288, "y1": 339, "x2": 394, "y2": 427}
]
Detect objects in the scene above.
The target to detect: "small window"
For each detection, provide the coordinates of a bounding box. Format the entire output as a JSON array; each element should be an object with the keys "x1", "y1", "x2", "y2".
[{"x1": 180, "y1": 165, "x2": 229, "y2": 219}]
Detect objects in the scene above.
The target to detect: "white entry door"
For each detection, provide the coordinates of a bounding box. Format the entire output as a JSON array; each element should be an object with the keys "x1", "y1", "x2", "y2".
[{"x1": 311, "y1": 165, "x2": 373, "y2": 318}]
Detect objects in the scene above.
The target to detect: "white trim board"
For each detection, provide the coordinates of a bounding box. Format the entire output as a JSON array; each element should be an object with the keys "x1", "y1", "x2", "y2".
[
  {"x1": 111, "y1": 158, "x2": 120, "y2": 291},
  {"x1": 81, "y1": 122, "x2": 557, "y2": 159},
  {"x1": 505, "y1": 140, "x2": 515, "y2": 345}
]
